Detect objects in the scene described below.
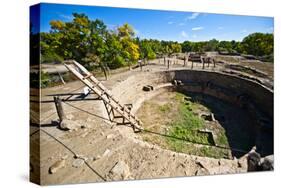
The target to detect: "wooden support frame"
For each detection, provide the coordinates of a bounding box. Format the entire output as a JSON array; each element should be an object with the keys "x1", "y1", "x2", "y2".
[{"x1": 63, "y1": 60, "x2": 143, "y2": 132}]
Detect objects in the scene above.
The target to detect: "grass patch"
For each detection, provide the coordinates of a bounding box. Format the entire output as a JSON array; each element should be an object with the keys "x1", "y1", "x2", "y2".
[
  {"x1": 138, "y1": 91, "x2": 231, "y2": 159},
  {"x1": 159, "y1": 103, "x2": 171, "y2": 113},
  {"x1": 166, "y1": 93, "x2": 229, "y2": 158},
  {"x1": 216, "y1": 131, "x2": 229, "y2": 146}
]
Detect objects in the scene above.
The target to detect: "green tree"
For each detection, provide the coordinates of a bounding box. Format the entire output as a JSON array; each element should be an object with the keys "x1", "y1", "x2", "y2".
[
  {"x1": 241, "y1": 33, "x2": 273, "y2": 57},
  {"x1": 117, "y1": 23, "x2": 140, "y2": 68}
]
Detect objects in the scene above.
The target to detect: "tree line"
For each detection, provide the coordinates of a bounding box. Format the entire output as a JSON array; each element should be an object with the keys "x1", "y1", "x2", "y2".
[
  {"x1": 38, "y1": 12, "x2": 274, "y2": 72},
  {"x1": 181, "y1": 33, "x2": 273, "y2": 61},
  {"x1": 39, "y1": 13, "x2": 182, "y2": 71}
]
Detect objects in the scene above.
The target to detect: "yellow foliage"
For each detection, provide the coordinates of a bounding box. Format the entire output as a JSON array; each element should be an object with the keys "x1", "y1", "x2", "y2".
[
  {"x1": 74, "y1": 17, "x2": 89, "y2": 27},
  {"x1": 129, "y1": 42, "x2": 140, "y2": 61},
  {"x1": 50, "y1": 20, "x2": 65, "y2": 30}
]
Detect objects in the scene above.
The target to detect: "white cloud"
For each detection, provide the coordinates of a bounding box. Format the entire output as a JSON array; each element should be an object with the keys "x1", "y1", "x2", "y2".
[
  {"x1": 218, "y1": 26, "x2": 224, "y2": 30},
  {"x1": 181, "y1": 31, "x2": 188, "y2": 38},
  {"x1": 59, "y1": 14, "x2": 73, "y2": 20},
  {"x1": 192, "y1": 34, "x2": 197, "y2": 38},
  {"x1": 178, "y1": 23, "x2": 185, "y2": 26},
  {"x1": 192, "y1": 27, "x2": 204, "y2": 31},
  {"x1": 168, "y1": 21, "x2": 174, "y2": 25},
  {"x1": 187, "y1": 13, "x2": 200, "y2": 20}
]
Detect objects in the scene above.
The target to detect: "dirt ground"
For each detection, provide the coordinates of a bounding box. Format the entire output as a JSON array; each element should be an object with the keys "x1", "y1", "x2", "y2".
[{"x1": 30, "y1": 57, "x2": 273, "y2": 185}]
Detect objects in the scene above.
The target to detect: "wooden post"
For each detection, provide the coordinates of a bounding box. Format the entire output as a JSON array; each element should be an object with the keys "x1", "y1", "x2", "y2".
[
  {"x1": 167, "y1": 60, "x2": 170, "y2": 69},
  {"x1": 58, "y1": 72, "x2": 65, "y2": 85},
  {"x1": 191, "y1": 61, "x2": 194, "y2": 69},
  {"x1": 201, "y1": 56, "x2": 205, "y2": 69},
  {"x1": 54, "y1": 96, "x2": 66, "y2": 122},
  {"x1": 213, "y1": 59, "x2": 216, "y2": 68},
  {"x1": 183, "y1": 56, "x2": 186, "y2": 67},
  {"x1": 138, "y1": 60, "x2": 142, "y2": 71}
]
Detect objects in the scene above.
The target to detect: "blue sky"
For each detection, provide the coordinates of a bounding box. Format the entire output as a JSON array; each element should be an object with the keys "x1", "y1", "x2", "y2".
[{"x1": 31, "y1": 3, "x2": 273, "y2": 42}]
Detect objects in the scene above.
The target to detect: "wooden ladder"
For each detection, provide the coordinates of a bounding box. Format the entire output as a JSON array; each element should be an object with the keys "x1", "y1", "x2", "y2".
[{"x1": 63, "y1": 60, "x2": 143, "y2": 132}]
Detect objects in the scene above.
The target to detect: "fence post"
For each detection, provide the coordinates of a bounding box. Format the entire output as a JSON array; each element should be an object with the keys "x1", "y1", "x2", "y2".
[
  {"x1": 54, "y1": 96, "x2": 66, "y2": 123},
  {"x1": 201, "y1": 56, "x2": 205, "y2": 69},
  {"x1": 167, "y1": 60, "x2": 170, "y2": 69}
]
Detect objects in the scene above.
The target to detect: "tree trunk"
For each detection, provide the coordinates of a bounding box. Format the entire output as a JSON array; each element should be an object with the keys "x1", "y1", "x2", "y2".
[{"x1": 101, "y1": 65, "x2": 108, "y2": 80}]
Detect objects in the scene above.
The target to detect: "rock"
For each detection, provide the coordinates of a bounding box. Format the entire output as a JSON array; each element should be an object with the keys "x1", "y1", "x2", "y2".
[
  {"x1": 260, "y1": 155, "x2": 274, "y2": 170},
  {"x1": 72, "y1": 158, "x2": 85, "y2": 168},
  {"x1": 74, "y1": 154, "x2": 88, "y2": 161},
  {"x1": 109, "y1": 161, "x2": 131, "y2": 180},
  {"x1": 218, "y1": 159, "x2": 228, "y2": 166},
  {"x1": 106, "y1": 134, "x2": 115, "y2": 139},
  {"x1": 247, "y1": 151, "x2": 261, "y2": 171},
  {"x1": 201, "y1": 113, "x2": 215, "y2": 121},
  {"x1": 61, "y1": 154, "x2": 69, "y2": 160},
  {"x1": 94, "y1": 155, "x2": 101, "y2": 161},
  {"x1": 195, "y1": 168, "x2": 210, "y2": 176},
  {"x1": 103, "y1": 149, "x2": 111, "y2": 157},
  {"x1": 173, "y1": 80, "x2": 183, "y2": 86},
  {"x1": 237, "y1": 157, "x2": 247, "y2": 169},
  {"x1": 60, "y1": 119, "x2": 80, "y2": 130},
  {"x1": 49, "y1": 159, "x2": 65, "y2": 174},
  {"x1": 142, "y1": 85, "x2": 154, "y2": 91},
  {"x1": 81, "y1": 132, "x2": 88, "y2": 138}
]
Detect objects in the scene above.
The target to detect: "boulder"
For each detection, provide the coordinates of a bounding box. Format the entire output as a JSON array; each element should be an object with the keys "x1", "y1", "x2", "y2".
[
  {"x1": 195, "y1": 168, "x2": 210, "y2": 176},
  {"x1": 106, "y1": 134, "x2": 115, "y2": 139},
  {"x1": 109, "y1": 161, "x2": 131, "y2": 180},
  {"x1": 143, "y1": 85, "x2": 154, "y2": 91},
  {"x1": 247, "y1": 151, "x2": 261, "y2": 171},
  {"x1": 49, "y1": 159, "x2": 66, "y2": 174},
  {"x1": 260, "y1": 155, "x2": 274, "y2": 170}
]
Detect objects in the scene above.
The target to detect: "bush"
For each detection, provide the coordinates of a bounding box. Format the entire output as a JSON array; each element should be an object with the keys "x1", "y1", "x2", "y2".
[
  {"x1": 109, "y1": 55, "x2": 126, "y2": 69},
  {"x1": 41, "y1": 51, "x2": 63, "y2": 64}
]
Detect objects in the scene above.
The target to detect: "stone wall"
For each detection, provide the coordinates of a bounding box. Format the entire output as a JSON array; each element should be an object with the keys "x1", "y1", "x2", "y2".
[
  {"x1": 112, "y1": 69, "x2": 273, "y2": 156},
  {"x1": 168, "y1": 70, "x2": 273, "y2": 119}
]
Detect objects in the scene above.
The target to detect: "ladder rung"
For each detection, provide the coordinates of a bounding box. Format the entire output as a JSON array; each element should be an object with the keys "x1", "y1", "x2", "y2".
[{"x1": 83, "y1": 74, "x2": 92, "y2": 80}]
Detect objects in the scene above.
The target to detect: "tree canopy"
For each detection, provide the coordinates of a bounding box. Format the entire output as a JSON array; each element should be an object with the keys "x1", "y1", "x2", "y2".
[
  {"x1": 181, "y1": 33, "x2": 273, "y2": 61},
  {"x1": 39, "y1": 12, "x2": 274, "y2": 69}
]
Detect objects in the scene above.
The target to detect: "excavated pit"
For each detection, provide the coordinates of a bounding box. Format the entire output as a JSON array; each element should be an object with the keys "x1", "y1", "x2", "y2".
[{"x1": 115, "y1": 69, "x2": 273, "y2": 159}]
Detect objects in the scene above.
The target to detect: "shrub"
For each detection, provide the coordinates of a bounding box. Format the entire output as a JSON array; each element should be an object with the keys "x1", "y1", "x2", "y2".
[{"x1": 109, "y1": 55, "x2": 126, "y2": 69}]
